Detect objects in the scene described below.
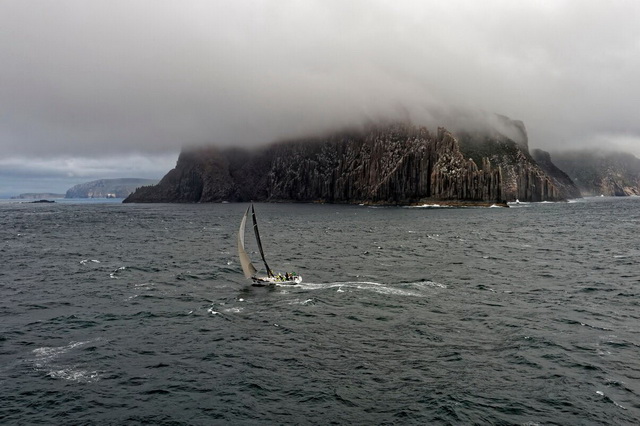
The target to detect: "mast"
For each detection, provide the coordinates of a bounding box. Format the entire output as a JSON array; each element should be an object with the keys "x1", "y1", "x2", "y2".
[{"x1": 251, "y1": 204, "x2": 273, "y2": 277}]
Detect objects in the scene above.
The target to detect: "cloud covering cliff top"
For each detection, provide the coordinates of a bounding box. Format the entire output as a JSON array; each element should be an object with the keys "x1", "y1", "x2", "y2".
[{"x1": 1, "y1": 0, "x2": 639, "y2": 193}]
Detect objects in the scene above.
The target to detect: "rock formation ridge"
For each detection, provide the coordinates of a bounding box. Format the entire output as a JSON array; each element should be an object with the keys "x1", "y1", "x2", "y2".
[{"x1": 125, "y1": 121, "x2": 575, "y2": 204}]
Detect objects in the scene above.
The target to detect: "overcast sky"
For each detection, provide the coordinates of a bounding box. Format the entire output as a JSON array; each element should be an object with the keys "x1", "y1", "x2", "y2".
[{"x1": 1, "y1": 0, "x2": 639, "y2": 196}]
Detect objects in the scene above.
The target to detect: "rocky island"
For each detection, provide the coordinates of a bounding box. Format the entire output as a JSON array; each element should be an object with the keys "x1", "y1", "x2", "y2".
[{"x1": 125, "y1": 120, "x2": 579, "y2": 205}]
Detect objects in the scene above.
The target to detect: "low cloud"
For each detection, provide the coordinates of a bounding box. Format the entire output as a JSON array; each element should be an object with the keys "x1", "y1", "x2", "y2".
[{"x1": 1, "y1": 0, "x2": 639, "y2": 194}]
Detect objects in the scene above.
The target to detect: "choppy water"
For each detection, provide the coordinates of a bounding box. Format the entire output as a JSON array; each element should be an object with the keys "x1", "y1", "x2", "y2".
[{"x1": 1, "y1": 197, "x2": 639, "y2": 424}]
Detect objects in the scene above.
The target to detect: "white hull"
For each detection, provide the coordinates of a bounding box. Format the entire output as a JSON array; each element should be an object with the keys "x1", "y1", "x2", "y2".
[{"x1": 252, "y1": 275, "x2": 302, "y2": 286}]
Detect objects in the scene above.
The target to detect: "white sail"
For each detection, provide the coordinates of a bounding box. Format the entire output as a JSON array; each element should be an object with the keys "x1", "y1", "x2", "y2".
[{"x1": 237, "y1": 206, "x2": 257, "y2": 279}]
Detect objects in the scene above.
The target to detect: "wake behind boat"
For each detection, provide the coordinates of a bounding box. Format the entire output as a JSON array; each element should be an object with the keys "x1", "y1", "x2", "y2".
[{"x1": 237, "y1": 204, "x2": 302, "y2": 286}]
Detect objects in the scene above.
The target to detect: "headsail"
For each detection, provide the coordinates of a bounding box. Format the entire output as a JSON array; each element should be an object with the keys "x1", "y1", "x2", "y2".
[
  {"x1": 237, "y1": 206, "x2": 257, "y2": 278},
  {"x1": 251, "y1": 204, "x2": 273, "y2": 277}
]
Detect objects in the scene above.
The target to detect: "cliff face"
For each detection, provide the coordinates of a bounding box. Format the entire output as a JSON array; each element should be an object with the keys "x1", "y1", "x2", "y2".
[
  {"x1": 531, "y1": 149, "x2": 582, "y2": 199},
  {"x1": 66, "y1": 178, "x2": 159, "y2": 198},
  {"x1": 125, "y1": 122, "x2": 571, "y2": 204},
  {"x1": 263, "y1": 125, "x2": 504, "y2": 203},
  {"x1": 454, "y1": 120, "x2": 573, "y2": 202},
  {"x1": 550, "y1": 150, "x2": 640, "y2": 196}
]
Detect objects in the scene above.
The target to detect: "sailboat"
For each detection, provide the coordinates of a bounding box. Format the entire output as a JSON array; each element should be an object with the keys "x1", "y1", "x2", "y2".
[{"x1": 237, "y1": 203, "x2": 302, "y2": 286}]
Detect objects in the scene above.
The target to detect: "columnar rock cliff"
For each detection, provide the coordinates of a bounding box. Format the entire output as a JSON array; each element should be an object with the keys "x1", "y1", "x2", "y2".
[
  {"x1": 125, "y1": 122, "x2": 571, "y2": 204},
  {"x1": 531, "y1": 149, "x2": 582, "y2": 199},
  {"x1": 454, "y1": 126, "x2": 574, "y2": 202}
]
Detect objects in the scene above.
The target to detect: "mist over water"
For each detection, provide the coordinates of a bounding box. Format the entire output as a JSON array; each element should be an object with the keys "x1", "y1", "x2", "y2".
[{"x1": 1, "y1": 198, "x2": 639, "y2": 424}]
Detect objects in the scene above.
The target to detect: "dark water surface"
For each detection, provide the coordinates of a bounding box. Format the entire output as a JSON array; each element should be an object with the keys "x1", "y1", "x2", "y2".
[{"x1": 1, "y1": 198, "x2": 639, "y2": 424}]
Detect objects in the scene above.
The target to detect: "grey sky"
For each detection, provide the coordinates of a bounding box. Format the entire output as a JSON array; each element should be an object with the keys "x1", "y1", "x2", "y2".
[{"x1": 1, "y1": 0, "x2": 639, "y2": 195}]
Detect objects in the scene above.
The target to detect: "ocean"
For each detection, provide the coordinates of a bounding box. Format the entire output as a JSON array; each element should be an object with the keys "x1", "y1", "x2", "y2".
[{"x1": 1, "y1": 197, "x2": 639, "y2": 424}]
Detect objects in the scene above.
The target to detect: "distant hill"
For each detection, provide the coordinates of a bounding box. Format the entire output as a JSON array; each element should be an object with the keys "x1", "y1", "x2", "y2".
[
  {"x1": 65, "y1": 178, "x2": 159, "y2": 198},
  {"x1": 550, "y1": 150, "x2": 640, "y2": 196},
  {"x1": 11, "y1": 193, "x2": 65, "y2": 199}
]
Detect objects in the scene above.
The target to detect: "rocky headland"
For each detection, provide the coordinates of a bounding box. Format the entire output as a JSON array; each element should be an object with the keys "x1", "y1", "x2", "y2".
[
  {"x1": 531, "y1": 150, "x2": 583, "y2": 199},
  {"x1": 125, "y1": 120, "x2": 577, "y2": 205},
  {"x1": 66, "y1": 178, "x2": 159, "y2": 199},
  {"x1": 550, "y1": 150, "x2": 640, "y2": 196}
]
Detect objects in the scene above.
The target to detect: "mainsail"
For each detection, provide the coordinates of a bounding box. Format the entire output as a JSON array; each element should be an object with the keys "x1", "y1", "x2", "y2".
[
  {"x1": 237, "y1": 206, "x2": 257, "y2": 278},
  {"x1": 251, "y1": 204, "x2": 273, "y2": 277}
]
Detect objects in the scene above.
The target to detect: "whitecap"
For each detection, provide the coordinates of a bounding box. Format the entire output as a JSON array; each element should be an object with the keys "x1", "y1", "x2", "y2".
[
  {"x1": 33, "y1": 340, "x2": 90, "y2": 364},
  {"x1": 409, "y1": 203, "x2": 451, "y2": 208},
  {"x1": 48, "y1": 368, "x2": 99, "y2": 382},
  {"x1": 109, "y1": 268, "x2": 125, "y2": 279},
  {"x1": 407, "y1": 280, "x2": 448, "y2": 289},
  {"x1": 614, "y1": 401, "x2": 627, "y2": 410},
  {"x1": 31, "y1": 340, "x2": 100, "y2": 382}
]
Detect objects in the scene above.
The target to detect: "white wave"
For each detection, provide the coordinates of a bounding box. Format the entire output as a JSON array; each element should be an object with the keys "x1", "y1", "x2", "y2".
[
  {"x1": 31, "y1": 340, "x2": 100, "y2": 382},
  {"x1": 407, "y1": 203, "x2": 452, "y2": 208},
  {"x1": 110, "y1": 266, "x2": 126, "y2": 279},
  {"x1": 33, "y1": 340, "x2": 90, "y2": 365},
  {"x1": 614, "y1": 401, "x2": 627, "y2": 410},
  {"x1": 297, "y1": 281, "x2": 440, "y2": 297},
  {"x1": 48, "y1": 368, "x2": 99, "y2": 382},
  {"x1": 406, "y1": 280, "x2": 448, "y2": 289},
  {"x1": 287, "y1": 298, "x2": 314, "y2": 305},
  {"x1": 133, "y1": 282, "x2": 154, "y2": 289}
]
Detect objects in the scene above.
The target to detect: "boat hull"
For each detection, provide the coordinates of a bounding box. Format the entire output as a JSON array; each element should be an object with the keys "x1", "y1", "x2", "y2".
[{"x1": 252, "y1": 276, "x2": 302, "y2": 286}]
